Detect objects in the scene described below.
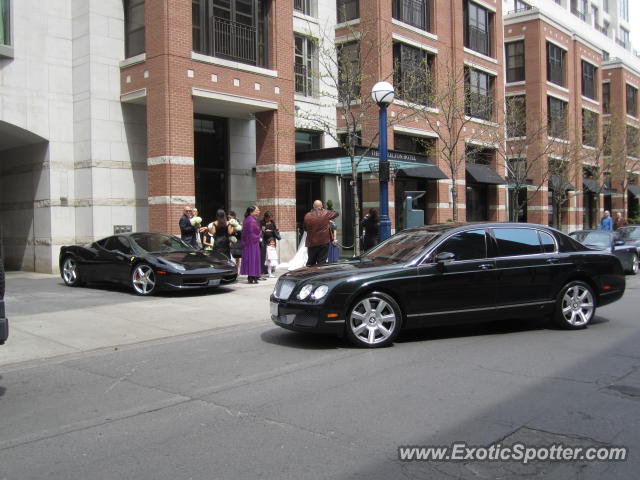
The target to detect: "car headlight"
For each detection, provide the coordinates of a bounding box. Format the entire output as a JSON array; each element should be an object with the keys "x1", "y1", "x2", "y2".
[
  {"x1": 312, "y1": 285, "x2": 329, "y2": 300},
  {"x1": 162, "y1": 260, "x2": 185, "y2": 271},
  {"x1": 297, "y1": 284, "x2": 314, "y2": 300}
]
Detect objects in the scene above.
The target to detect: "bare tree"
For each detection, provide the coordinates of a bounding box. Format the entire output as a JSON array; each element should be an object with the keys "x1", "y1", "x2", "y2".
[{"x1": 292, "y1": 20, "x2": 417, "y2": 253}]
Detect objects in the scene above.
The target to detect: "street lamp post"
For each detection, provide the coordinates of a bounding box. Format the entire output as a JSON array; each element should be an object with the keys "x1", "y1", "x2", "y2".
[{"x1": 371, "y1": 81, "x2": 395, "y2": 243}]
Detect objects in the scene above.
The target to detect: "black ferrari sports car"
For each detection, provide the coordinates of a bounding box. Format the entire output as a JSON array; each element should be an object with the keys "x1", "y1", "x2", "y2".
[
  {"x1": 271, "y1": 223, "x2": 626, "y2": 348},
  {"x1": 59, "y1": 232, "x2": 237, "y2": 295}
]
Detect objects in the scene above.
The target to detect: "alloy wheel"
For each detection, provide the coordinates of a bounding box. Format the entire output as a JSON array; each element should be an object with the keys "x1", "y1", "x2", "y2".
[
  {"x1": 349, "y1": 296, "x2": 398, "y2": 346},
  {"x1": 560, "y1": 284, "x2": 594, "y2": 327},
  {"x1": 631, "y1": 254, "x2": 639, "y2": 275},
  {"x1": 132, "y1": 264, "x2": 156, "y2": 295},
  {"x1": 62, "y1": 258, "x2": 78, "y2": 285}
]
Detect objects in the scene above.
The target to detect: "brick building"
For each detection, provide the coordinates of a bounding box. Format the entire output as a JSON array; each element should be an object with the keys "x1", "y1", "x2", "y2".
[{"x1": 1, "y1": 0, "x2": 636, "y2": 273}]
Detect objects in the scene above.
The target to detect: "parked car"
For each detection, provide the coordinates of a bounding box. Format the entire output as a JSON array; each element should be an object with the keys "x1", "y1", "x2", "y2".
[
  {"x1": 616, "y1": 226, "x2": 640, "y2": 255},
  {"x1": 569, "y1": 230, "x2": 638, "y2": 275},
  {"x1": 271, "y1": 223, "x2": 626, "y2": 348},
  {"x1": 0, "y1": 257, "x2": 8, "y2": 345},
  {"x1": 59, "y1": 232, "x2": 237, "y2": 296}
]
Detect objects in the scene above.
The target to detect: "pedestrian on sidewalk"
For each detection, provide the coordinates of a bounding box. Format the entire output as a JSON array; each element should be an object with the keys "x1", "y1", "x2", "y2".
[
  {"x1": 241, "y1": 205, "x2": 262, "y2": 283},
  {"x1": 614, "y1": 211, "x2": 628, "y2": 230},
  {"x1": 303, "y1": 200, "x2": 339, "y2": 266},
  {"x1": 228, "y1": 210, "x2": 243, "y2": 270},
  {"x1": 600, "y1": 210, "x2": 613, "y2": 231},
  {"x1": 179, "y1": 206, "x2": 198, "y2": 248},
  {"x1": 260, "y1": 211, "x2": 279, "y2": 275},
  {"x1": 209, "y1": 209, "x2": 235, "y2": 259},
  {"x1": 265, "y1": 237, "x2": 279, "y2": 277}
]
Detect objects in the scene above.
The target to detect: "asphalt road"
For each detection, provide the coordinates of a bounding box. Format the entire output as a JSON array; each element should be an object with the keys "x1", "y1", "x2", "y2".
[{"x1": 1, "y1": 276, "x2": 639, "y2": 479}]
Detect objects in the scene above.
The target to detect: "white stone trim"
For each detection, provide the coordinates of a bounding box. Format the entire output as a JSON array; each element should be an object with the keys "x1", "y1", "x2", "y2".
[
  {"x1": 469, "y1": 0, "x2": 496, "y2": 13},
  {"x1": 547, "y1": 90, "x2": 570, "y2": 103},
  {"x1": 392, "y1": 33, "x2": 438, "y2": 54},
  {"x1": 581, "y1": 103, "x2": 599, "y2": 114},
  {"x1": 466, "y1": 138, "x2": 499, "y2": 148},
  {"x1": 256, "y1": 198, "x2": 297, "y2": 207},
  {"x1": 191, "y1": 52, "x2": 278, "y2": 77},
  {"x1": 391, "y1": 19, "x2": 438, "y2": 42},
  {"x1": 463, "y1": 60, "x2": 498, "y2": 76},
  {"x1": 256, "y1": 164, "x2": 296, "y2": 173},
  {"x1": 581, "y1": 96, "x2": 600, "y2": 107},
  {"x1": 428, "y1": 203, "x2": 452, "y2": 208},
  {"x1": 505, "y1": 35, "x2": 526, "y2": 42},
  {"x1": 545, "y1": 37, "x2": 569, "y2": 51},
  {"x1": 506, "y1": 81, "x2": 526, "y2": 88},
  {"x1": 506, "y1": 90, "x2": 526, "y2": 97},
  {"x1": 120, "y1": 88, "x2": 147, "y2": 103},
  {"x1": 393, "y1": 125, "x2": 438, "y2": 138},
  {"x1": 335, "y1": 32, "x2": 360, "y2": 44},
  {"x1": 149, "y1": 196, "x2": 196, "y2": 205},
  {"x1": 335, "y1": 19, "x2": 360, "y2": 29},
  {"x1": 464, "y1": 116, "x2": 500, "y2": 128},
  {"x1": 546, "y1": 81, "x2": 570, "y2": 94},
  {"x1": 147, "y1": 156, "x2": 195, "y2": 167},
  {"x1": 393, "y1": 99, "x2": 439, "y2": 113},
  {"x1": 120, "y1": 53, "x2": 147, "y2": 68},
  {"x1": 463, "y1": 47, "x2": 498, "y2": 65},
  {"x1": 192, "y1": 88, "x2": 278, "y2": 111}
]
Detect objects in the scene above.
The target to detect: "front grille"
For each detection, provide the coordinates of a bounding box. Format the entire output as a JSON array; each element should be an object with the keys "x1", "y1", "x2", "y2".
[
  {"x1": 273, "y1": 279, "x2": 296, "y2": 300},
  {"x1": 182, "y1": 277, "x2": 209, "y2": 286}
]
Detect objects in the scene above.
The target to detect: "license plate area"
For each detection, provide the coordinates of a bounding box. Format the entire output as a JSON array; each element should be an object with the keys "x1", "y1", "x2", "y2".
[
  {"x1": 270, "y1": 302, "x2": 279, "y2": 316},
  {"x1": 208, "y1": 279, "x2": 221, "y2": 286}
]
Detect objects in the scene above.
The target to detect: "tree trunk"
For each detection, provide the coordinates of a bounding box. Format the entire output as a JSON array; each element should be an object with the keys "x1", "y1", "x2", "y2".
[{"x1": 451, "y1": 179, "x2": 458, "y2": 221}]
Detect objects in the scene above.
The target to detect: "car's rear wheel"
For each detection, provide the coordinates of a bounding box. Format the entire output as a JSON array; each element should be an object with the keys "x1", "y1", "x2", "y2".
[
  {"x1": 61, "y1": 256, "x2": 82, "y2": 287},
  {"x1": 345, "y1": 292, "x2": 402, "y2": 348},
  {"x1": 131, "y1": 263, "x2": 158, "y2": 296},
  {"x1": 628, "y1": 253, "x2": 638, "y2": 275},
  {"x1": 553, "y1": 280, "x2": 595, "y2": 329}
]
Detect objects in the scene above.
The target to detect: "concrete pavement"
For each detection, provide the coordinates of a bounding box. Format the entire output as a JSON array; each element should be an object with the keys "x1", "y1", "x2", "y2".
[{"x1": 1, "y1": 270, "x2": 282, "y2": 367}]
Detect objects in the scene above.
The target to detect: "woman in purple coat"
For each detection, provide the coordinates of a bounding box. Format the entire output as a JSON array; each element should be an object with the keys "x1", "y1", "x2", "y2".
[{"x1": 241, "y1": 205, "x2": 262, "y2": 283}]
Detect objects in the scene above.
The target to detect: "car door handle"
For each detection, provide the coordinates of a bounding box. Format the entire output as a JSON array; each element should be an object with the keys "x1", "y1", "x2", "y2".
[
  {"x1": 478, "y1": 263, "x2": 494, "y2": 270},
  {"x1": 546, "y1": 258, "x2": 560, "y2": 264}
]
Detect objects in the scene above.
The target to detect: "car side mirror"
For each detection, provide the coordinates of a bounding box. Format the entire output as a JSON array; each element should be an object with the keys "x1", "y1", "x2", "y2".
[
  {"x1": 435, "y1": 251, "x2": 455, "y2": 265},
  {"x1": 613, "y1": 240, "x2": 625, "y2": 247}
]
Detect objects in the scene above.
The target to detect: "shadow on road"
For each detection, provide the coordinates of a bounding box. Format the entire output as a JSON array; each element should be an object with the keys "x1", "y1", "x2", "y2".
[{"x1": 260, "y1": 328, "x2": 348, "y2": 350}]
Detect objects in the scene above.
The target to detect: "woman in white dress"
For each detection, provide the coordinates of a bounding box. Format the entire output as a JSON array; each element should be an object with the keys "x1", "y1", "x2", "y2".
[{"x1": 287, "y1": 232, "x2": 308, "y2": 271}]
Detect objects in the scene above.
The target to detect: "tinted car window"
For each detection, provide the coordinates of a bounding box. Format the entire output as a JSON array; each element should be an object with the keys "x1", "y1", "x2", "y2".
[
  {"x1": 364, "y1": 230, "x2": 441, "y2": 263},
  {"x1": 103, "y1": 236, "x2": 133, "y2": 254},
  {"x1": 436, "y1": 230, "x2": 486, "y2": 261},
  {"x1": 539, "y1": 231, "x2": 556, "y2": 253},
  {"x1": 618, "y1": 227, "x2": 640, "y2": 241},
  {"x1": 130, "y1": 233, "x2": 193, "y2": 253},
  {"x1": 493, "y1": 228, "x2": 542, "y2": 256}
]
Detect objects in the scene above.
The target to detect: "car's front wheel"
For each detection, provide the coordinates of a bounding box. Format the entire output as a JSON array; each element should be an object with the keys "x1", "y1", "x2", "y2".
[
  {"x1": 553, "y1": 280, "x2": 595, "y2": 329},
  {"x1": 131, "y1": 264, "x2": 158, "y2": 296},
  {"x1": 61, "y1": 256, "x2": 82, "y2": 287},
  {"x1": 345, "y1": 292, "x2": 402, "y2": 348}
]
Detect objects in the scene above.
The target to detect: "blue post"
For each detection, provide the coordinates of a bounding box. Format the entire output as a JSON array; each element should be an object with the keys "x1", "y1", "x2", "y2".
[{"x1": 378, "y1": 103, "x2": 391, "y2": 242}]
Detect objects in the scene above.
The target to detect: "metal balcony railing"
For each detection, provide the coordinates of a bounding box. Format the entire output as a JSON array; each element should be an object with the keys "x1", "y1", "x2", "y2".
[{"x1": 211, "y1": 17, "x2": 258, "y2": 65}]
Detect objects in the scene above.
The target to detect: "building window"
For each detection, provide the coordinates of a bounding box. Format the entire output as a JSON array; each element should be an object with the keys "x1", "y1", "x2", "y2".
[
  {"x1": 581, "y1": 61, "x2": 597, "y2": 100},
  {"x1": 393, "y1": 0, "x2": 432, "y2": 32},
  {"x1": 337, "y1": 0, "x2": 358, "y2": 23},
  {"x1": 571, "y1": 0, "x2": 587, "y2": 21},
  {"x1": 506, "y1": 95, "x2": 526, "y2": 138},
  {"x1": 464, "y1": 1, "x2": 492, "y2": 57},
  {"x1": 603, "y1": 0, "x2": 609, "y2": 13},
  {"x1": 582, "y1": 109, "x2": 598, "y2": 147},
  {"x1": 547, "y1": 96, "x2": 567, "y2": 139},
  {"x1": 618, "y1": 28, "x2": 629, "y2": 48},
  {"x1": 294, "y1": 35, "x2": 317, "y2": 97},
  {"x1": 547, "y1": 42, "x2": 566, "y2": 87},
  {"x1": 338, "y1": 131, "x2": 362, "y2": 147},
  {"x1": 394, "y1": 134, "x2": 435, "y2": 157},
  {"x1": 465, "y1": 68, "x2": 494, "y2": 121},
  {"x1": 620, "y1": 0, "x2": 629, "y2": 21},
  {"x1": 0, "y1": 0, "x2": 10, "y2": 46},
  {"x1": 192, "y1": 0, "x2": 269, "y2": 68},
  {"x1": 125, "y1": 0, "x2": 145, "y2": 58},
  {"x1": 602, "y1": 83, "x2": 610, "y2": 114},
  {"x1": 393, "y1": 43, "x2": 434, "y2": 105},
  {"x1": 337, "y1": 41, "x2": 360, "y2": 99},
  {"x1": 627, "y1": 84, "x2": 638, "y2": 117},
  {"x1": 295, "y1": 130, "x2": 323, "y2": 152},
  {"x1": 628, "y1": 126, "x2": 640, "y2": 158},
  {"x1": 505, "y1": 41, "x2": 525, "y2": 83},
  {"x1": 294, "y1": 0, "x2": 314, "y2": 16}
]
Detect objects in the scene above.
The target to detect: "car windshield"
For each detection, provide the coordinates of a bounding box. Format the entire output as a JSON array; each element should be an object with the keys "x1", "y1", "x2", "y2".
[
  {"x1": 618, "y1": 227, "x2": 640, "y2": 241},
  {"x1": 362, "y1": 230, "x2": 441, "y2": 263},
  {"x1": 129, "y1": 233, "x2": 195, "y2": 253},
  {"x1": 570, "y1": 231, "x2": 611, "y2": 248}
]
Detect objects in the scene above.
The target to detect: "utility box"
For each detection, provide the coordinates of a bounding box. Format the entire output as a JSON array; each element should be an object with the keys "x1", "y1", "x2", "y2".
[{"x1": 404, "y1": 191, "x2": 425, "y2": 229}]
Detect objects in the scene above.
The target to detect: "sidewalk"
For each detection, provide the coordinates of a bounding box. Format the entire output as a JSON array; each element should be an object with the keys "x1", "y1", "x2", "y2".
[{"x1": 0, "y1": 270, "x2": 282, "y2": 368}]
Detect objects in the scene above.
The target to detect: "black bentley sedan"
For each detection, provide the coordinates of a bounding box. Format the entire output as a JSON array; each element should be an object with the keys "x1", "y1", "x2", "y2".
[
  {"x1": 60, "y1": 232, "x2": 237, "y2": 295},
  {"x1": 271, "y1": 223, "x2": 626, "y2": 348}
]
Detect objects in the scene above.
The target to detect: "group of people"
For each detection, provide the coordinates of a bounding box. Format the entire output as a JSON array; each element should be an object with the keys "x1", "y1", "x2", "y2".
[
  {"x1": 599, "y1": 210, "x2": 628, "y2": 231},
  {"x1": 179, "y1": 205, "x2": 281, "y2": 285}
]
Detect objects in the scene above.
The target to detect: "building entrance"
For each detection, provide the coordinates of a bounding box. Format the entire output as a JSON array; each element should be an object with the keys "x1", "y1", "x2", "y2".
[{"x1": 194, "y1": 115, "x2": 228, "y2": 224}]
